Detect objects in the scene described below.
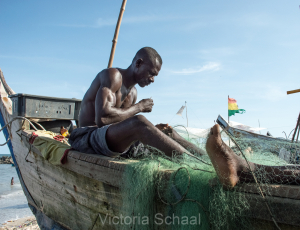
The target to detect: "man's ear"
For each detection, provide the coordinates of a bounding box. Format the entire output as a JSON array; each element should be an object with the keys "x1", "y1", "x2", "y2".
[{"x1": 135, "y1": 58, "x2": 143, "y2": 68}]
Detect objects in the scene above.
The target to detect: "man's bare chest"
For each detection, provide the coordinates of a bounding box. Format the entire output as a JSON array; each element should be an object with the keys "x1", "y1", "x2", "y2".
[{"x1": 115, "y1": 87, "x2": 133, "y2": 108}]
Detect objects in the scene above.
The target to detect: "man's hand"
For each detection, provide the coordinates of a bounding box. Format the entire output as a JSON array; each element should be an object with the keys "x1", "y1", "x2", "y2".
[{"x1": 138, "y1": 98, "x2": 154, "y2": 112}]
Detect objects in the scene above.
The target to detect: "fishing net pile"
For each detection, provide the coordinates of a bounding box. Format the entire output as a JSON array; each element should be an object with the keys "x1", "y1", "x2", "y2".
[{"x1": 117, "y1": 128, "x2": 300, "y2": 230}]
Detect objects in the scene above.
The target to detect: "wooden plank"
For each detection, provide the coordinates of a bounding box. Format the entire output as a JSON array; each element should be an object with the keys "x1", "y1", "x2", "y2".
[
  {"x1": 235, "y1": 183, "x2": 300, "y2": 200},
  {"x1": 244, "y1": 193, "x2": 300, "y2": 226},
  {"x1": 248, "y1": 218, "x2": 300, "y2": 230},
  {"x1": 21, "y1": 131, "x2": 128, "y2": 187},
  {"x1": 22, "y1": 130, "x2": 134, "y2": 170},
  {"x1": 17, "y1": 151, "x2": 122, "y2": 213},
  {"x1": 20, "y1": 172, "x2": 117, "y2": 230},
  {"x1": 14, "y1": 135, "x2": 122, "y2": 230}
]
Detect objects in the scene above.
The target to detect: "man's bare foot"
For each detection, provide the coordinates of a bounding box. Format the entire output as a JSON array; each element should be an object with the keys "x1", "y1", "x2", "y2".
[{"x1": 206, "y1": 124, "x2": 255, "y2": 188}]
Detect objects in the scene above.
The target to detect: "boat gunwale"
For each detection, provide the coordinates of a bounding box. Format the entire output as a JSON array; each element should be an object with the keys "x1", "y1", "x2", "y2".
[{"x1": 217, "y1": 114, "x2": 292, "y2": 143}]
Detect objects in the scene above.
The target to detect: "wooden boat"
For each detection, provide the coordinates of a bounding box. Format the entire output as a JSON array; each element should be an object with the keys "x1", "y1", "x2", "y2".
[{"x1": 1, "y1": 71, "x2": 300, "y2": 229}]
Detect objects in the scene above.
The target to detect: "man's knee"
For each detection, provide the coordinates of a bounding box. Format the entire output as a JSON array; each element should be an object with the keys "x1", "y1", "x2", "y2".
[{"x1": 132, "y1": 115, "x2": 152, "y2": 127}]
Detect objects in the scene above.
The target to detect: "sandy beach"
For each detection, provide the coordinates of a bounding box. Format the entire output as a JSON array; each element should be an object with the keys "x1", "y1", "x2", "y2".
[{"x1": 0, "y1": 216, "x2": 39, "y2": 230}]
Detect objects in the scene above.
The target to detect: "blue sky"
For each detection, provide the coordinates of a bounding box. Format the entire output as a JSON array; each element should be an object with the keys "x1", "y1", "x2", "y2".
[{"x1": 0, "y1": 1, "x2": 300, "y2": 153}]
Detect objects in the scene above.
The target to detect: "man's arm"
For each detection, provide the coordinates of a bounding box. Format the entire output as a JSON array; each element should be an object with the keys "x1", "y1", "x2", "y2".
[{"x1": 95, "y1": 70, "x2": 153, "y2": 127}]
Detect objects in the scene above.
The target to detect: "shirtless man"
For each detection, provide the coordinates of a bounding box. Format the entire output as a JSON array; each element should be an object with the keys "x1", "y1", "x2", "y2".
[
  {"x1": 69, "y1": 46, "x2": 299, "y2": 188},
  {"x1": 69, "y1": 47, "x2": 204, "y2": 158}
]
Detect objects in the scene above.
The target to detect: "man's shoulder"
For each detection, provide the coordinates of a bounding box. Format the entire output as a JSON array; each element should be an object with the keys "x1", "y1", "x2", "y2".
[
  {"x1": 100, "y1": 68, "x2": 122, "y2": 80},
  {"x1": 98, "y1": 68, "x2": 123, "y2": 88}
]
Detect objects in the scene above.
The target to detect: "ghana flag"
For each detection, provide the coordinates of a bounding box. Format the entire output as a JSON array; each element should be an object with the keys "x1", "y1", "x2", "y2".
[{"x1": 228, "y1": 97, "x2": 246, "y2": 116}]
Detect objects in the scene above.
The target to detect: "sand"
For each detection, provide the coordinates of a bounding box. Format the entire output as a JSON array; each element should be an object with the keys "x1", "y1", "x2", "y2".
[{"x1": 0, "y1": 216, "x2": 39, "y2": 230}]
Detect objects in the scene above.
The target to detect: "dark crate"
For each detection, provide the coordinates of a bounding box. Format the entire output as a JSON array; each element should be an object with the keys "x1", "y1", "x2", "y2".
[{"x1": 9, "y1": 94, "x2": 82, "y2": 120}]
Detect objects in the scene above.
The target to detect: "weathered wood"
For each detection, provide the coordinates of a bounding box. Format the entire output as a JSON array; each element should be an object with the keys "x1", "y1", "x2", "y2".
[
  {"x1": 21, "y1": 130, "x2": 134, "y2": 187},
  {"x1": 236, "y1": 183, "x2": 300, "y2": 200},
  {"x1": 250, "y1": 218, "x2": 300, "y2": 230},
  {"x1": 17, "y1": 150, "x2": 122, "y2": 212},
  {"x1": 244, "y1": 193, "x2": 300, "y2": 227},
  {"x1": 0, "y1": 68, "x2": 15, "y2": 95},
  {"x1": 14, "y1": 133, "x2": 122, "y2": 230}
]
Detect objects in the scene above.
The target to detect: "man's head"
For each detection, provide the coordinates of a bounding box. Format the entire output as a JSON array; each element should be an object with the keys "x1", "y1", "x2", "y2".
[{"x1": 132, "y1": 47, "x2": 162, "y2": 87}]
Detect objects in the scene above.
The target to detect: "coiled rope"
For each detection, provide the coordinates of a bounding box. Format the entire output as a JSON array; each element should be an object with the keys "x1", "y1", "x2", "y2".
[{"x1": 0, "y1": 116, "x2": 46, "y2": 146}]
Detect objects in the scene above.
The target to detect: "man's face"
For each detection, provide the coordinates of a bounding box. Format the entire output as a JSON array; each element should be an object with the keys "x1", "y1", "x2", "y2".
[{"x1": 134, "y1": 58, "x2": 161, "y2": 88}]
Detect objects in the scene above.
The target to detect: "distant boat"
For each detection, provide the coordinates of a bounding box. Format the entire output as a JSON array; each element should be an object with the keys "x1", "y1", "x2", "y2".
[{"x1": 216, "y1": 115, "x2": 299, "y2": 164}]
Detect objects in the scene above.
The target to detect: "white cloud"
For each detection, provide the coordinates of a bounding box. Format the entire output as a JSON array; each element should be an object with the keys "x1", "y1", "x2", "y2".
[
  {"x1": 58, "y1": 15, "x2": 179, "y2": 28},
  {"x1": 262, "y1": 86, "x2": 286, "y2": 101},
  {"x1": 57, "y1": 18, "x2": 117, "y2": 28},
  {"x1": 123, "y1": 15, "x2": 174, "y2": 24},
  {"x1": 199, "y1": 47, "x2": 236, "y2": 57},
  {"x1": 239, "y1": 13, "x2": 272, "y2": 27},
  {"x1": 172, "y1": 62, "x2": 221, "y2": 75},
  {"x1": 95, "y1": 18, "x2": 116, "y2": 27}
]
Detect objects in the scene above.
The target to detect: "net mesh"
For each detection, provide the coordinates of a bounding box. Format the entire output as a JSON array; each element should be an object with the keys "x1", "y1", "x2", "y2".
[{"x1": 116, "y1": 127, "x2": 300, "y2": 230}]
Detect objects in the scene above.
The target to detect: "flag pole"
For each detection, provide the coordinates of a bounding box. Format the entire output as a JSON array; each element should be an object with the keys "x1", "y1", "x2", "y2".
[
  {"x1": 228, "y1": 95, "x2": 230, "y2": 147},
  {"x1": 292, "y1": 112, "x2": 300, "y2": 142},
  {"x1": 107, "y1": 0, "x2": 128, "y2": 68},
  {"x1": 185, "y1": 101, "x2": 188, "y2": 127}
]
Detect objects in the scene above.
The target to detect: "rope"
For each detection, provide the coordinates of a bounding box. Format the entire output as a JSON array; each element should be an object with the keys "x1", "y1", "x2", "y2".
[
  {"x1": 282, "y1": 131, "x2": 287, "y2": 139},
  {"x1": 157, "y1": 167, "x2": 190, "y2": 206},
  {"x1": 184, "y1": 150, "x2": 212, "y2": 166},
  {"x1": 157, "y1": 166, "x2": 210, "y2": 221},
  {"x1": 0, "y1": 116, "x2": 46, "y2": 146},
  {"x1": 172, "y1": 124, "x2": 190, "y2": 140},
  {"x1": 30, "y1": 120, "x2": 46, "y2": 131},
  {"x1": 288, "y1": 128, "x2": 295, "y2": 139},
  {"x1": 179, "y1": 162, "x2": 214, "y2": 173}
]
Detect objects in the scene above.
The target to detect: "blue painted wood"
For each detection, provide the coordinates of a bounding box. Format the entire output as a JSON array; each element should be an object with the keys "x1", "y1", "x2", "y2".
[
  {"x1": 0, "y1": 110, "x2": 71, "y2": 229},
  {"x1": 0, "y1": 110, "x2": 75, "y2": 229},
  {"x1": 28, "y1": 204, "x2": 68, "y2": 230},
  {"x1": 0, "y1": 110, "x2": 39, "y2": 222},
  {"x1": 0, "y1": 110, "x2": 37, "y2": 206}
]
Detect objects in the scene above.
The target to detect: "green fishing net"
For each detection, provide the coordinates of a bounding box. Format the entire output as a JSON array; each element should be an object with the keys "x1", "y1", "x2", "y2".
[{"x1": 116, "y1": 128, "x2": 300, "y2": 230}]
